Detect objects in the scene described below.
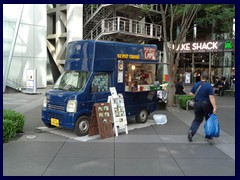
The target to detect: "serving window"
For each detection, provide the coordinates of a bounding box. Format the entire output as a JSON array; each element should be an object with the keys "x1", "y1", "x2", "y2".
[{"x1": 125, "y1": 63, "x2": 156, "y2": 91}]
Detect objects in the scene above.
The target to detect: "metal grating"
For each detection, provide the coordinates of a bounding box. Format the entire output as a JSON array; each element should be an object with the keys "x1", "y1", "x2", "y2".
[{"x1": 48, "y1": 103, "x2": 65, "y2": 111}]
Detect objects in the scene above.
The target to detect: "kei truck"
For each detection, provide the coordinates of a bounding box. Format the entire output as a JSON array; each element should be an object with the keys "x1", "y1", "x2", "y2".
[{"x1": 42, "y1": 40, "x2": 160, "y2": 136}]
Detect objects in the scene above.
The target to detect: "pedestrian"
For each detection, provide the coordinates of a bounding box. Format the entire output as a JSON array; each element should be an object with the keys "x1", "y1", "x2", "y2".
[
  {"x1": 213, "y1": 77, "x2": 221, "y2": 94},
  {"x1": 218, "y1": 77, "x2": 229, "y2": 96},
  {"x1": 175, "y1": 78, "x2": 186, "y2": 95},
  {"x1": 187, "y1": 71, "x2": 217, "y2": 142},
  {"x1": 213, "y1": 77, "x2": 221, "y2": 88},
  {"x1": 195, "y1": 71, "x2": 201, "y2": 82}
]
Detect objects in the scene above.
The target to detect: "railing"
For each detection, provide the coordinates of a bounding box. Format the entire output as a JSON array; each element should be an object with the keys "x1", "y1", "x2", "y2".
[
  {"x1": 6, "y1": 79, "x2": 24, "y2": 91},
  {"x1": 129, "y1": 4, "x2": 160, "y2": 12},
  {"x1": 83, "y1": 4, "x2": 111, "y2": 26},
  {"x1": 84, "y1": 4, "x2": 160, "y2": 25},
  {"x1": 84, "y1": 16, "x2": 161, "y2": 40}
]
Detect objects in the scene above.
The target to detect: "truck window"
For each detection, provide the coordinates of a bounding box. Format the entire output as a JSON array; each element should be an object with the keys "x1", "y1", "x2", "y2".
[
  {"x1": 53, "y1": 71, "x2": 90, "y2": 91},
  {"x1": 91, "y1": 74, "x2": 110, "y2": 92}
]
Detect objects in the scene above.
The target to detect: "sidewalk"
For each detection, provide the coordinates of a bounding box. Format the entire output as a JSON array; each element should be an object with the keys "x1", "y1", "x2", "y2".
[{"x1": 3, "y1": 88, "x2": 235, "y2": 176}]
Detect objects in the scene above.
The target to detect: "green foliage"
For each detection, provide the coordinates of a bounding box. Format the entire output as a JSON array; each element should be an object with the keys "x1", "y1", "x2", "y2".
[
  {"x1": 179, "y1": 95, "x2": 194, "y2": 109},
  {"x1": 174, "y1": 94, "x2": 182, "y2": 104},
  {"x1": 3, "y1": 119, "x2": 16, "y2": 143},
  {"x1": 195, "y1": 4, "x2": 234, "y2": 34},
  {"x1": 3, "y1": 109, "x2": 25, "y2": 132},
  {"x1": 169, "y1": 4, "x2": 197, "y2": 15}
]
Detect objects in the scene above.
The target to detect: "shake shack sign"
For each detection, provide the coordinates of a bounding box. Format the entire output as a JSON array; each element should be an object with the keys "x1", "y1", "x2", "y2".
[{"x1": 171, "y1": 40, "x2": 234, "y2": 53}]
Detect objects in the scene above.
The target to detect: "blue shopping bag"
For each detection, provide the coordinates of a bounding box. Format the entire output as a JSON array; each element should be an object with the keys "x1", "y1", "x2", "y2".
[{"x1": 204, "y1": 114, "x2": 220, "y2": 137}]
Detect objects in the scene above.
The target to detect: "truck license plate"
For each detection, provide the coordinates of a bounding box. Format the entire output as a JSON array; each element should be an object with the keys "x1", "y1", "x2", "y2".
[{"x1": 51, "y1": 118, "x2": 59, "y2": 127}]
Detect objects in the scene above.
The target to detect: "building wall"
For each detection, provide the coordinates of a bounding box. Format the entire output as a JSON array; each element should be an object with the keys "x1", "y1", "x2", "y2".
[
  {"x1": 3, "y1": 4, "x2": 47, "y2": 88},
  {"x1": 46, "y1": 4, "x2": 83, "y2": 83},
  {"x1": 67, "y1": 4, "x2": 83, "y2": 43}
]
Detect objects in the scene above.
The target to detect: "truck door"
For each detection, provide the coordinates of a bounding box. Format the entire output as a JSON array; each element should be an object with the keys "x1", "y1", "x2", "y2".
[{"x1": 88, "y1": 73, "x2": 111, "y2": 109}]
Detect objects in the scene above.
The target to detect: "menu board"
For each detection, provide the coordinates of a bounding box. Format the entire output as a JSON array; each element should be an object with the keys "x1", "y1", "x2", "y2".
[
  {"x1": 108, "y1": 87, "x2": 128, "y2": 136},
  {"x1": 89, "y1": 102, "x2": 114, "y2": 139}
]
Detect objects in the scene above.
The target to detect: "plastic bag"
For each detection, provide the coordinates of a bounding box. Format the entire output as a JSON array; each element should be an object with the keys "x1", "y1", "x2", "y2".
[
  {"x1": 153, "y1": 114, "x2": 167, "y2": 125},
  {"x1": 204, "y1": 114, "x2": 220, "y2": 137},
  {"x1": 188, "y1": 100, "x2": 194, "y2": 107}
]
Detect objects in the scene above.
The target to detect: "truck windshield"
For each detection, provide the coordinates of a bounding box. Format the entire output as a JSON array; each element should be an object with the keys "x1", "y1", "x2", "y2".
[{"x1": 53, "y1": 71, "x2": 90, "y2": 91}]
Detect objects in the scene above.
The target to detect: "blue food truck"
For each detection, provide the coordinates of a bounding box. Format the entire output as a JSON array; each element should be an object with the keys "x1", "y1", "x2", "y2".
[{"x1": 42, "y1": 40, "x2": 159, "y2": 136}]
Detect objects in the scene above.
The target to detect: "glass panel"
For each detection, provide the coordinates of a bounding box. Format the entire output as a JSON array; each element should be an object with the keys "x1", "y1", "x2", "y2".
[
  {"x1": 91, "y1": 74, "x2": 109, "y2": 92},
  {"x1": 53, "y1": 71, "x2": 90, "y2": 91}
]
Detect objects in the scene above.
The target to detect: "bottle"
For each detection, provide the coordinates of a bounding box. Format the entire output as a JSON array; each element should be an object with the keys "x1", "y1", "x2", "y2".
[
  {"x1": 128, "y1": 73, "x2": 132, "y2": 82},
  {"x1": 128, "y1": 73, "x2": 132, "y2": 91}
]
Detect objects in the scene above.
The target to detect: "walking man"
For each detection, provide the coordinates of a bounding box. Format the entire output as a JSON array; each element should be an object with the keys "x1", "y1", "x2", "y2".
[{"x1": 187, "y1": 71, "x2": 217, "y2": 142}]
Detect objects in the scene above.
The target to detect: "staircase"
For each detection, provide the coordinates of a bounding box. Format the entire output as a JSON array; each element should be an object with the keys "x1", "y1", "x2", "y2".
[
  {"x1": 83, "y1": 4, "x2": 114, "y2": 38},
  {"x1": 83, "y1": 4, "x2": 162, "y2": 42},
  {"x1": 84, "y1": 16, "x2": 161, "y2": 42}
]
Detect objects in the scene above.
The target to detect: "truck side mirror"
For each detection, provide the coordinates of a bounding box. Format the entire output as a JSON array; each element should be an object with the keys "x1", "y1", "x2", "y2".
[{"x1": 91, "y1": 85, "x2": 98, "y2": 93}]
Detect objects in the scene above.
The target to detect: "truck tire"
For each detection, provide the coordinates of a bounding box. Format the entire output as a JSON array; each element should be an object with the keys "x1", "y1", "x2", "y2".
[
  {"x1": 74, "y1": 116, "x2": 90, "y2": 136},
  {"x1": 136, "y1": 108, "x2": 148, "y2": 123}
]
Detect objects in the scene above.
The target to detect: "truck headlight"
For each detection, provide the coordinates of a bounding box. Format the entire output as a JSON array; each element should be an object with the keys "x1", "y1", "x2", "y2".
[
  {"x1": 67, "y1": 100, "x2": 77, "y2": 113},
  {"x1": 43, "y1": 96, "x2": 47, "y2": 108}
]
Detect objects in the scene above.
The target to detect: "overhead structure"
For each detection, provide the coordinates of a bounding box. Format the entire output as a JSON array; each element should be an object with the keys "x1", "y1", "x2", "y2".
[
  {"x1": 83, "y1": 4, "x2": 162, "y2": 43},
  {"x1": 47, "y1": 4, "x2": 162, "y2": 80}
]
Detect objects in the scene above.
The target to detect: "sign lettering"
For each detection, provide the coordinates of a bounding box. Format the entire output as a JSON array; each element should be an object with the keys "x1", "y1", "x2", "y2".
[
  {"x1": 170, "y1": 40, "x2": 234, "y2": 53},
  {"x1": 117, "y1": 54, "x2": 128, "y2": 59},
  {"x1": 117, "y1": 54, "x2": 140, "y2": 60}
]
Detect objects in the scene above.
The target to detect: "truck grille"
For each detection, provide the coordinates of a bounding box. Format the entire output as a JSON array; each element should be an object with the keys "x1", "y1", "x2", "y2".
[
  {"x1": 48, "y1": 112, "x2": 63, "y2": 121},
  {"x1": 48, "y1": 103, "x2": 65, "y2": 111}
]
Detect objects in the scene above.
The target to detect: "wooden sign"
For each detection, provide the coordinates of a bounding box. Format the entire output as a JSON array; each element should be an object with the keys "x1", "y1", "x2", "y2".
[{"x1": 89, "y1": 103, "x2": 114, "y2": 139}]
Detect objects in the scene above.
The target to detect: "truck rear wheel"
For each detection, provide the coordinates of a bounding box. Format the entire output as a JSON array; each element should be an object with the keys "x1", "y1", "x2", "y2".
[
  {"x1": 74, "y1": 116, "x2": 90, "y2": 136},
  {"x1": 136, "y1": 108, "x2": 148, "y2": 123}
]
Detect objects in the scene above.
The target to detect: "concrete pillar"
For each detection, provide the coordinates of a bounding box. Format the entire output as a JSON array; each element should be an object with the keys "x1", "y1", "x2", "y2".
[
  {"x1": 163, "y1": 44, "x2": 168, "y2": 82},
  {"x1": 150, "y1": 24, "x2": 153, "y2": 36},
  {"x1": 129, "y1": 19, "x2": 132, "y2": 33},
  {"x1": 209, "y1": 52, "x2": 212, "y2": 83},
  {"x1": 192, "y1": 53, "x2": 195, "y2": 83},
  {"x1": 117, "y1": 17, "x2": 120, "y2": 31},
  {"x1": 101, "y1": 19, "x2": 105, "y2": 33},
  {"x1": 193, "y1": 24, "x2": 197, "y2": 40},
  {"x1": 67, "y1": 4, "x2": 83, "y2": 43}
]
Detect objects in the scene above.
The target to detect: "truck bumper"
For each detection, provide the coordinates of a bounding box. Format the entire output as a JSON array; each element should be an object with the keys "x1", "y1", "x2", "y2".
[{"x1": 42, "y1": 107, "x2": 77, "y2": 129}]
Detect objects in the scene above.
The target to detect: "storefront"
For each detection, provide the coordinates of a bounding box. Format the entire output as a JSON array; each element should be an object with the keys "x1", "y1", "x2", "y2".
[{"x1": 175, "y1": 40, "x2": 235, "y2": 84}]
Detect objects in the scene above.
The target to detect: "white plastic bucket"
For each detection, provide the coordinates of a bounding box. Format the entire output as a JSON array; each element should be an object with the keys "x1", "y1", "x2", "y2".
[{"x1": 153, "y1": 114, "x2": 167, "y2": 125}]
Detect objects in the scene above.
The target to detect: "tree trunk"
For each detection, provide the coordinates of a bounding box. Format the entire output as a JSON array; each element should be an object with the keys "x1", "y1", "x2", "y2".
[
  {"x1": 166, "y1": 58, "x2": 175, "y2": 107},
  {"x1": 167, "y1": 80, "x2": 175, "y2": 107}
]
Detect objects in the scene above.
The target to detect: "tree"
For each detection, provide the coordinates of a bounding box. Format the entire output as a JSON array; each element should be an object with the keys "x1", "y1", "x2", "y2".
[
  {"x1": 159, "y1": 4, "x2": 200, "y2": 106},
  {"x1": 194, "y1": 4, "x2": 235, "y2": 39},
  {"x1": 159, "y1": 4, "x2": 234, "y2": 106},
  {"x1": 140, "y1": 4, "x2": 234, "y2": 107}
]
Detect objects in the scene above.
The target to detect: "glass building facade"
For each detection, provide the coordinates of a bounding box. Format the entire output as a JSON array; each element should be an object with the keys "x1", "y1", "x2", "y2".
[{"x1": 3, "y1": 4, "x2": 47, "y2": 91}]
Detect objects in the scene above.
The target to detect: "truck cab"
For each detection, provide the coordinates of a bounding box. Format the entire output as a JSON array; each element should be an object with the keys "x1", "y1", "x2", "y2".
[{"x1": 42, "y1": 40, "x2": 159, "y2": 136}]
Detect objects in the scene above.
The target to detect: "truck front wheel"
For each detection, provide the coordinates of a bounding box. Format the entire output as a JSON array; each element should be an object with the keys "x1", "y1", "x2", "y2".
[
  {"x1": 136, "y1": 108, "x2": 148, "y2": 123},
  {"x1": 74, "y1": 116, "x2": 90, "y2": 136}
]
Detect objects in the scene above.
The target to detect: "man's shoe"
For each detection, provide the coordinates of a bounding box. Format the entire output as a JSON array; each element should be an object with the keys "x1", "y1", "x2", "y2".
[
  {"x1": 187, "y1": 130, "x2": 193, "y2": 142},
  {"x1": 205, "y1": 137, "x2": 213, "y2": 141}
]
